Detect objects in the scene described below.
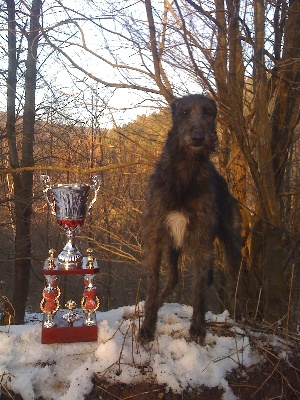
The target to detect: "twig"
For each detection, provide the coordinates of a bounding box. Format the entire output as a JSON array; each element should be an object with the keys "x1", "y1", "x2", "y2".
[
  {"x1": 251, "y1": 359, "x2": 281, "y2": 397},
  {"x1": 233, "y1": 258, "x2": 243, "y2": 366},
  {"x1": 285, "y1": 263, "x2": 294, "y2": 361},
  {"x1": 0, "y1": 161, "x2": 150, "y2": 176},
  {"x1": 117, "y1": 323, "x2": 132, "y2": 375},
  {"x1": 94, "y1": 382, "x2": 162, "y2": 400},
  {"x1": 0, "y1": 372, "x2": 15, "y2": 399},
  {"x1": 202, "y1": 343, "x2": 250, "y2": 373},
  {"x1": 94, "y1": 383, "x2": 122, "y2": 399},
  {"x1": 122, "y1": 387, "x2": 162, "y2": 399},
  {"x1": 254, "y1": 287, "x2": 262, "y2": 321},
  {"x1": 0, "y1": 296, "x2": 14, "y2": 332}
]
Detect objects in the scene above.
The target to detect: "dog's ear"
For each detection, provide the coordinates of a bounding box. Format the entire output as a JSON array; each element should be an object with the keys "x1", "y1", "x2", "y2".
[
  {"x1": 206, "y1": 97, "x2": 218, "y2": 119},
  {"x1": 171, "y1": 98, "x2": 180, "y2": 119}
]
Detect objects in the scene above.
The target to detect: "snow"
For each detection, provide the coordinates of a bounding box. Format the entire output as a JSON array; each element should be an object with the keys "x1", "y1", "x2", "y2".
[{"x1": 0, "y1": 302, "x2": 262, "y2": 400}]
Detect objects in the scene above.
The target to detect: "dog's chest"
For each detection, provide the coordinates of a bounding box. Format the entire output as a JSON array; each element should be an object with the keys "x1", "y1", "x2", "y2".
[
  {"x1": 163, "y1": 176, "x2": 217, "y2": 248},
  {"x1": 165, "y1": 211, "x2": 189, "y2": 249}
]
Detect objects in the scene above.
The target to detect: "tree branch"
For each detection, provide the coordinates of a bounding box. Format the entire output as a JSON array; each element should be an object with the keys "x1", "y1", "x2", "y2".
[
  {"x1": 0, "y1": 161, "x2": 152, "y2": 176},
  {"x1": 40, "y1": 22, "x2": 164, "y2": 96}
]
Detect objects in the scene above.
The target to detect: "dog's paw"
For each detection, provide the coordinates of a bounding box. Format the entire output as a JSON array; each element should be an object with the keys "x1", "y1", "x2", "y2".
[
  {"x1": 189, "y1": 325, "x2": 206, "y2": 345},
  {"x1": 138, "y1": 326, "x2": 154, "y2": 343}
]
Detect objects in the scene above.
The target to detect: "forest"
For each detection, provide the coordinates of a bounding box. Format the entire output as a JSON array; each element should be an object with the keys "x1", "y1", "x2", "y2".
[{"x1": 0, "y1": 0, "x2": 299, "y2": 337}]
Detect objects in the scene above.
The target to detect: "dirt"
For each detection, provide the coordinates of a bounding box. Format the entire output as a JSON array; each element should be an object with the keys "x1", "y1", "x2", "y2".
[
  {"x1": 1, "y1": 357, "x2": 299, "y2": 400},
  {"x1": 1, "y1": 321, "x2": 299, "y2": 400},
  {"x1": 88, "y1": 356, "x2": 300, "y2": 400}
]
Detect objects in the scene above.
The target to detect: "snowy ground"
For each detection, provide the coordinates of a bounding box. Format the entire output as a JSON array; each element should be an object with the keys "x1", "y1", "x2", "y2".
[{"x1": 0, "y1": 302, "x2": 284, "y2": 400}]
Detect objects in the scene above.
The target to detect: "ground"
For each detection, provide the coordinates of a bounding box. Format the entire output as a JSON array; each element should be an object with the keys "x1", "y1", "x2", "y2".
[
  {"x1": 87, "y1": 358, "x2": 300, "y2": 400},
  {"x1": 1, "y1": 304, "x2": 299, "y2": 400},
  {"x1": 2, "y1": 354, "x2": 298, "y2": 400}
]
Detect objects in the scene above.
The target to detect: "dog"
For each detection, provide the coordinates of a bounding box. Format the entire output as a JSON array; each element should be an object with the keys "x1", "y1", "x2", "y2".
[{"x1": 139, "y1": 94, "x2": 242, "y2": 344}]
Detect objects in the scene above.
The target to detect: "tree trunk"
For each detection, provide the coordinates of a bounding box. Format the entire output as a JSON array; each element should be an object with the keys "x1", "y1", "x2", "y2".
[
  {"x1": 8, "y1": 0, "x2": 42, "y2": 324},
  {"x1": 263, "y1": 224, "x2": 287, "y2": 321},
  {"x1": 6, "y1": 0, "x2": 18, "y2": 169}
]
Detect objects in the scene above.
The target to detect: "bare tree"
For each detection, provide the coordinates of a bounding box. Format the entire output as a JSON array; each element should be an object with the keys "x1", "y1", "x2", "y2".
[{"x1": 5, "y1": 0, "x2": 42, "y2": 323}]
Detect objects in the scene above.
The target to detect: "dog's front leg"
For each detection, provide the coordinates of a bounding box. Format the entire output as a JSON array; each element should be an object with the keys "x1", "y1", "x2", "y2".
[
  {"x1": 139, "y1": 241, "x2": 162, "y2": 342},
  {"x1": 189, "y1": 250, "x2": 214, "y2": 344}
]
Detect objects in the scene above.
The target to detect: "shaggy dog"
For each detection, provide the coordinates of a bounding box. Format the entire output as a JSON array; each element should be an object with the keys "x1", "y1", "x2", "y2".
[{"x1": 139, "y1": 94, "x2": 242, "y2": 344}]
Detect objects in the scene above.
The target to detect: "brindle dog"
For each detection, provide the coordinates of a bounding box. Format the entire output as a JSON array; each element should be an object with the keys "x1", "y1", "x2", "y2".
[{"x1": 139, "y1": 94, "x2": 242, "y2": 344}]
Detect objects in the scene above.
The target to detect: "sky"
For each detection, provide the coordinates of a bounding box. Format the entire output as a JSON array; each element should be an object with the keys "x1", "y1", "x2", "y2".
[
  {"x1": 0, "y1": 302, "x2": 290, "y2": 400},
  {"x1": 0, "y1": 0, "x2": 201, "y2": 129}
]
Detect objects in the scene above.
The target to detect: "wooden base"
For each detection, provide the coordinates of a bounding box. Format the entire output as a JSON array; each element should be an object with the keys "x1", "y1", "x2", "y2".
[
  {"x1": 41, "y1": 312, "x2": 98, "y2": 344},
  {"x1": 41, "y1": 255, "x2": 100, "y2": 344},
  {"x1": 42, "y1": 267, "x2": 99, "y2": 275},
  {"x1": 42, "y1": 324, "x2": 98, "y2": 344}
]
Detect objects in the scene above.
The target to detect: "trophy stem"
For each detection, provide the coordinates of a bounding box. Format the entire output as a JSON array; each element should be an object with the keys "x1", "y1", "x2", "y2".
[
  {"x1": 57, "y1": 228, "x2": 83, "y2": 269},
  {"x1": 66, "y1": 228, "x2": 75, "y2": 243}
]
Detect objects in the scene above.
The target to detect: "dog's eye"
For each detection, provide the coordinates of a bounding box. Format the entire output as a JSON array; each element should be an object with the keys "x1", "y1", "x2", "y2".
[
  {"x1": 202, "y1": 108, "x2": 214, "y2": 118},
  {"x1": 181, "y1": 108, "x2": 190, "y2": 117}
]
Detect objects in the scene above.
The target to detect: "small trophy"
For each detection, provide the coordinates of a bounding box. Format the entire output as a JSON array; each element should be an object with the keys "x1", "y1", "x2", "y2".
[
  {"x1": 62, "y1": 300, "x2": 81, "y2": 327},
  {"x1": 40, "y1": 175, "x2": 101, "y2": 270},
  {"x1": 40, "y1": 275, "x2": 61, "y2": 328},
  {"x1": 81, "y1": 274, "x2": 100, "y2": 326}
]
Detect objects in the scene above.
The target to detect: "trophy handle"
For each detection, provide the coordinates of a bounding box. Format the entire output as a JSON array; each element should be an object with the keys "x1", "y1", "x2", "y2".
[
  {"x1": 87, "y1": 175, "x2": 102, "y2": 213},
  {"x1": 40, "y1": 175, "x2": 56, "y2": 216}
]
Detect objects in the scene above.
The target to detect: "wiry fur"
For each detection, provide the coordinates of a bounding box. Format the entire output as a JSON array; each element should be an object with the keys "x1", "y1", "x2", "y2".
[{"x1": 139, "y1": 94, "x2": 242, "y2": 344}]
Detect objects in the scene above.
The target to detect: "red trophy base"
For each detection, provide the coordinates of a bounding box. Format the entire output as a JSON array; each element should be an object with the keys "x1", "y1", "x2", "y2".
[
  {"x1": 41, "y1": 257, "x2": 99, "y2": 344},
  {"x1": 41, "y1": 312, "x2": 98, "y2": 344},
  {"x1": 41, "y1": 324, "x2": 98, "y2": 344}
]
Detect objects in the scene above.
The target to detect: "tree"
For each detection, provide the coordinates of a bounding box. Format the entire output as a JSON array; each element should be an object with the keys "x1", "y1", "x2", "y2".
[
  {"x1": 209, "y1": 0, "x2": 299, "y2": 321},
  {"x1": 5, "y1": 0, "x2": 42, "y2": 323}
]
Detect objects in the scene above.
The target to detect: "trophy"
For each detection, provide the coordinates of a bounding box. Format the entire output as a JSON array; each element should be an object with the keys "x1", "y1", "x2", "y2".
[
  {"x1": 62, "y1": 300, "x2": 81, "y2": 327},
  {"x1": 40, "y1": 175, "x2": 101, "y2": 344},
  {"x1": 81, "y1": 274, "x2": 100, "y2": 326},
  {"x1": 40, "y1": 175, "x2": 101, "y2": 270},
  {"x1": 40, "y1": 275, "x2": 61, "y2": 328}
]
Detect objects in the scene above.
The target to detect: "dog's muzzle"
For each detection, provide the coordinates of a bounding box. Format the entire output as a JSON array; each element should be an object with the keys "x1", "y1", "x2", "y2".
[{"x1": 187, "y1": 131, "x2": 206, "y2": 147}]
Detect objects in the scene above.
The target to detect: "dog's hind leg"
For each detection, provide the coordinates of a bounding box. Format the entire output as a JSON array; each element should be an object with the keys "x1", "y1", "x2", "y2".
[
  {"x1": 219, "y1": 202, "x2": 242, "y2": 319},
  {"x1": 139, "y1": 240, "x2": 163, "y2": 342},
  {"x1": 160, "y1": 246, "x2": 180, "y2": 302},
  {"x1": 222, "y1": 231, "x2": 242, "y2": 319}
]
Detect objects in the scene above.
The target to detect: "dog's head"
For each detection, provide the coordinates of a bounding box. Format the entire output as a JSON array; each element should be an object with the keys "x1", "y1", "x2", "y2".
[{"x1": 171, "y1": 94, "x2": 218, "y2": 155}]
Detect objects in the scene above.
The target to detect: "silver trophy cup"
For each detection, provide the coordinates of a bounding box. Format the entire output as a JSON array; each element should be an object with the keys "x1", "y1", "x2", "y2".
[{"x1": 41, "y1": 175, "x2": 101, "y2": 269}]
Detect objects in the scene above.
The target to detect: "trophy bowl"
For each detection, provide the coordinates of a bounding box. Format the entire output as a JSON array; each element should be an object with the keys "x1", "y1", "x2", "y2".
[
  {"x1": 41, "y1": 175, "x2": 101, "y2": 269},
  {"x1": 54, "y1": 184, "x2": 89, "y2": 227}
]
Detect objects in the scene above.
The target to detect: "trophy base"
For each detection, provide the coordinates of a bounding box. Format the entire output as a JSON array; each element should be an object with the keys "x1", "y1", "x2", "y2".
[
  {"x1": 41, "y1": 325, "x2": 98, "y2": 344},
  {"x1": 41, "y1": 311, "x2": 98, "y2": 344},
  {"x1": 41, "y1": 251, "x2": 100, "y2": 344}
]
